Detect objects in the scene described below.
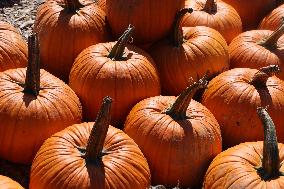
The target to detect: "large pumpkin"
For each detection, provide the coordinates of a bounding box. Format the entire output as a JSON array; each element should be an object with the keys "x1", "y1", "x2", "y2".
[
  {"x1": 229, "y1": 21, "x2": 284, "y2": 80},
  {"x1": 222, "y1": 0, "x2": 276, "y2": 30},
  {"x1": 34, "y1": 0, "x2": 110, "y2": 82},
  {"x1": 0, "y1": 34, "x2": 82, "y2": 164},
  {"x1": 150, "y1": 8, "x2": 229, "y2": 96},
  {"x1": 181, "y1": 0, "x2": 242, "y2": 43},
  {"x1": 0, "y1": 21, "x2": 27, "y2": 71},
  {"x1": 124, "y1": 77, "x2": 222, "y2": 188},
  {"x1": 0, "y1": 175, "x2": 24, "y2": 189},
  {"x1": 201, "y1": 65, "x2": 284, "y2": 148},
  {"x1": 203, "y1": 107, "x2": 284, "y2": 188},
  {"x1": 259, "y1": 4, "x2": 284, "y2": 30},
  {"x1": 30, "y1": 97, "x2": 151, "y2": 189},
  {"x1": 106, "y1": 0, "x2": 184, "y2": 45},
  {"x1": 69, "y1": 25, "x2": 160, "y2": 127}
]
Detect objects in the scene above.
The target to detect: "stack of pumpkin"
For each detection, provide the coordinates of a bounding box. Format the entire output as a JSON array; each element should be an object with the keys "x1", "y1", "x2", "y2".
[{"x1": 2, "y1": 0, "x2": 284, "y2": 188}]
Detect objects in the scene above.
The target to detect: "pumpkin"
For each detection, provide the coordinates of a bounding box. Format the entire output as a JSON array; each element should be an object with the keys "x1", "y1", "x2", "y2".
[
  {"x1": 201, "y1": 65, "x2": 284, "y2": 148},
  {"x1": 181, "y1": 0, "x2": 242, "y2": 43},
  {"x1": 0, "y1": 175, "x2": 24, "y2": 189},
  {"x1": 30, "y1": 96, "x2": 151, "y2": 189},
  {"x1": 203, "y1": 107, "x2": 284, "y2": 189},
  {"x1": 34, "y1": 0, "x2": 110, "y2": 82},
  {"x1": 0, "y1": 21, "x2": 27, "y2": 71},
  {"x1": 259, "y1": 4, "x2": 284, "y2": 30},
  {"x1": 0, "y1": 34, "x2": 82, "y2": 164},
  {"x1": 106, "y1": 0, "x2": 184, "y2": 45},
  {"x1": 222, "y1": 0, "x2": 276, "y2": 30},
  {"x1": 96, "y1": 0, "x2": 105, "y2": 12},
  {"x1": 69, "y1": 25, "x2": 160, "y2": 127},
  {"x1": 124, "y1": 76, "x2": 222, "y2": 188},
  {"x1": 229, "y1": 21, "x2": 284, "y2": 80},
  {"x1": 150, "y1": 8, "x2": 229, "y2": 96}
]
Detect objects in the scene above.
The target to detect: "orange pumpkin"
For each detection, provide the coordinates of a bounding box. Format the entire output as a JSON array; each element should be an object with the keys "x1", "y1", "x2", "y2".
[
  {"x1": 222, "y1": 0, "x2": 276, "y2": 30},
  {"x1": 229, "y1": 21, "x2": 284, "y2": 80},
  {"x1": 69, "y1": 25, "x2": 160, "y2": 127},
  {"x1": 124, "y1": 77, "x2": 222, "y2": 188},
  {"x1": 30, "y1": 97, "x2": 151, "y2": 189},
  {"x1": 150, "y1": 8, "x2": 229, "y2": 95},
  {"x1": 181, "y1": 0, "x2": 242, "y2": 43},
  {"x1": 201, "y1": 65, "x2": 284, "y2": 148},
  {"x1": 106, "y1": 0, "x2": 184, "y2": 45},
  {"x1": 0, "y1": 175, "x2": 24, "y2": 189},
  {"x1": 34, "y1": 0, "x2": 110, "y2": 82},
  {"x1": 203, "y1": 107, "x2": 284, "y2": 188},
  {"x1": 0, "y1": 34, "x2": 82, "y2": 164},
  {"x1": 96, "y1": 0, "x2": 105, "y2": 12},
  {"x1": 259, "y1": 4, "x2": 284, "y2": 30},
  {"x1": 0, "y1": 21, "x2": 27, "y2": 71}
]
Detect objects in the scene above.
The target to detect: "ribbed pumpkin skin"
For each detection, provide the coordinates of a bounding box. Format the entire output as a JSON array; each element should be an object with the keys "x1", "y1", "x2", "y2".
[
  {"x1": 0, "y1": 22, "x2": 27, "y2": 71},
  {"x1": 228, "y1": 30, "x2": 284, "y2": 79},
  {"x1": 201, "y1": 68, "x2": 284, "y2": 148},
  {"x1": 106, "y1": 0, "x2": 184, "y2": 44},
  {"x1": 0, "y1": 68, "x2": 82, "y2": 164},
  {"x1": 69, "y1": 42, "x2": 160, "y2": 126},
  {"x1": 96, "y1": 0, "x2": 105, "y2": 12},
  {"x1": 181, "y1": 0, "x2": 242, "y2": 43},
  {"x1": 222, "y1": 0, "x2": 276, "y2": 30},
  {"x1": 203, "y1": 142, "x2": 284, "y2": 189},
  {"x1": 150, "y1": 26, "x2": 229, "y2": 96},
  {"x1": 0, "y1": 175, "x2": 24, "y2": 189},
  {"x1": 34, "y1": 0, "x2": 110, "y2": 82},
  {"x1": 124, "y1": 96, "x2": 222, "y2": 188},
  {"x1": 259, "y1": 4, "x2": 284, "y2": 30},
  {"x1": 30, "y1": 122, "x2": 151, "y2": 189}
]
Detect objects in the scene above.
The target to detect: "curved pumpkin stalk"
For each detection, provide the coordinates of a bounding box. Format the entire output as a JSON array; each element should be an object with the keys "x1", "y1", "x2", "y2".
[
  {"x1": 250, "y1": 65, "x2": 281, "y2": 86},
  {"x1": 64, "y1": 0, "x2": 84, "y2": 11},
  {"x1": 202, "y1": 0, "x2": 217, "y2": 14}
]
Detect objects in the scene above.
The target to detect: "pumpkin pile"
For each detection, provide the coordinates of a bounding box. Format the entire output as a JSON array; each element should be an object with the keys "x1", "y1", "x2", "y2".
[{"x1": 2, "y1": 0, "x2": 284, "y2": 188}]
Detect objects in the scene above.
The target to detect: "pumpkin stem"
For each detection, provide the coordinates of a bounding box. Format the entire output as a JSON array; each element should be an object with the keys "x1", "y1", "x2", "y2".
[
  {"x1": 108, "y1": 25, "x2": 135, "y2": 61},
  {"x1": 165, "y1": 75, "x2": 208, "y2": 120},
  {"x1": 64, "y1": 0, "x2": 84, "y2": 12},
  {"x1": 172, "y1": 8, "x2": 193, "y2": 47},
  {"x1": 250, "y1": 65, "x2": 280, "y2": 87},
  {"x1": 202, "y1": 0, "x2": 217, "y2": 14},
  {"x1": 258, "y1": 17, "x2": 284, "y2": 49},
  {"x1": 24, "y1": 33, "x2": 40, "y2": 96},
  {"x1": 85, "y1": 96, "x2": 112, "y2": 161},
  {"x1": 256, "y1": 106, "x2": 281, "y2": 179}
]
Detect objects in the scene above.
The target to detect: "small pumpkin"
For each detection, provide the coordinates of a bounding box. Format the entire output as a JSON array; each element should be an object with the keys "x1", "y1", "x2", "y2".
[
  {"x1": 124, "y1": 76, "x2": 222, "y2": 188},
  {"x1": 0, "y1": 34, "x2": 82, "y2": 164},
  {"x1": 150, "y1": 8, "x2": 229, "y2": 96},
  {"x1": 30, "y1": 97, "x2": 151, "y2": 189},
  {"x1": 229, "y1": 20, "x2": 284, "y2": 80},
  {"x1": 0, "y1": 175, "x2": 24, "y2": 189},
  {"x1": 106, "y1": 0, "x2": 184, "y2": 45},
  {"x1": 69, "y1": 25, "x2": 160, "y2": 127},
  {"x1": 203, "y1": 107, "x2": 284, "y2": 189},
  {"x1": 259, "y1": 4, "x2": 284, "y2": 30},
  {"x1": 34, "y1": 0, "x2": 110, "y2": 82},
  {"x1": 201, "y1": 65, "x2": 284, "y2": 148},
  {"x1": 222, "y1": 0, "x2": 276, "y2": 30},
  {"x1": 0, "y1": 21, "x2": 27, "y2": 71},
  {"x1": 181, "y1": 0, "x2": 242, "y2": 43}
]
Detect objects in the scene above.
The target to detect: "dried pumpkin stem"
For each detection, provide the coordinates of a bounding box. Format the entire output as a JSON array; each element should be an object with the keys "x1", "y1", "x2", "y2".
[
  {"x1": 24, "y1": 33, "x2": 40, "y2": 96},
  {"x1": 108, "y1": 25, "x2": 135, "y2": 60},
  {"x1": 259, "y1": 18, "x2": 284, "y2": 48},
  {"x1": 165, "y1": 76, "x2": 208, "y2": 120},
  {"x1": 257, "y1": 107, "x2": 281, "y2": 179},
  {"x1": 64, "y1": 0, "x2": 84, "y2": 12},
  {"x1": 85, "y1": 96, "x2": 112, "y2": 161},
  {"x1": 172, "y1": 8, "x2": 193, "y2": 47},
  {"x1": 250, "y1": 65, "x2": 280, "y2": 86},
  {"x1": 202, "y1": 0, "x2": 217, "y2": 14}
]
